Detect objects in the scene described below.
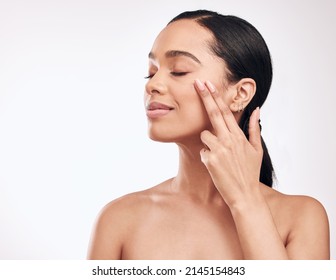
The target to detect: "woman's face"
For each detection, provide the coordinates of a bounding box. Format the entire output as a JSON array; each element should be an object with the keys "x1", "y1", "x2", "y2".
[{"x1": 144, "y1": 19, "x2": 232, "y2": 144}]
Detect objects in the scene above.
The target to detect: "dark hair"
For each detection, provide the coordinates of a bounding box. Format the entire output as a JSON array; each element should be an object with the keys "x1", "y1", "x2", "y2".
[{"x1": 169, "y1": 10, "x2": 275, "y2": 187}]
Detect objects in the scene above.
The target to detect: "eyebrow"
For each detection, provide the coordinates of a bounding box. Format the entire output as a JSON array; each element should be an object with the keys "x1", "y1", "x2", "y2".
[{"x1": 148, "y1": 50, "x2": 201, "y2": 64}]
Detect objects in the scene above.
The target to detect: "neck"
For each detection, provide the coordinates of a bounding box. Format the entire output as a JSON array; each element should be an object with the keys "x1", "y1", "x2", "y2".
[{"x1": 171, "y1": 139, "x2": 222, "y2": 204}]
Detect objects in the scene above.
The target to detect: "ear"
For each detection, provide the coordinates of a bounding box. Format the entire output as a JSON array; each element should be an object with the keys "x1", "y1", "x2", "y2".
[{"x1": 229, "y1": 78, "x2": 256, "y2": 113}]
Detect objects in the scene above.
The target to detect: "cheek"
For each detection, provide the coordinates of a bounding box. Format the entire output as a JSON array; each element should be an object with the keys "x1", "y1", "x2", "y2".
[
  {"x1": 178, "y1": 87, "x2": 211, "y2": 130},
  {"x1": 147, "y1": 84, "x2": 212, "y2": 143}
]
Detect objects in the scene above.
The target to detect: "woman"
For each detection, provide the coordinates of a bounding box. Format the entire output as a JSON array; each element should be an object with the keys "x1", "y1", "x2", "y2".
[{"x1": 87, "y1": 10, "x2": 330, "y2": 259}]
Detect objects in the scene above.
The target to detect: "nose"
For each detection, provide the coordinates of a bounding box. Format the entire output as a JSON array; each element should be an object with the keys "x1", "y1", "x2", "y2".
[{"x1": 145, "y1": 73, "x2": 167, "y2": 96}]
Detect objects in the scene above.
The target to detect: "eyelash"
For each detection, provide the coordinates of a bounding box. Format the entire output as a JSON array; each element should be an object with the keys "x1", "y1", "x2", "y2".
[
  {"x1": 144, "y1": 72, "x2": 188, "y2": 79},
  {"x1": 171, "y1": 72, "x2": 188, "y2": 77},
  {"x1": 144, "y1": 74, "x2": 154, "y2": 79}
]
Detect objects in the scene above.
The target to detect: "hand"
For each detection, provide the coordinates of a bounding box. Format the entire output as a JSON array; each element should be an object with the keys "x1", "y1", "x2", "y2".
[{"x1": 194, "y1": 79, "x2": 263, "y2": 208}]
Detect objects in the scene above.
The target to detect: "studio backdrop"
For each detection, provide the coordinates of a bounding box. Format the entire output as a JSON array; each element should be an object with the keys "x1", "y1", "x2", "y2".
[{"x1": 0, "y1": 0, "x2": 335, "y2": 259}]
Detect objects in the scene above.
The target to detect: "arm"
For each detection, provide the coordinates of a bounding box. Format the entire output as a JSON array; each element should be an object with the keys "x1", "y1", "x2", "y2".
[
  {"x1": 194, "y1": 79, "x2": 330, "y2": 259},
  {"x1": 87, "y1": 203, "x2": 124, "y2": 260},
  {"x1": 228, "y1": 195, "x2": 329, "y2": 259},
  {"x1": 285, "y1": 197, "x2": 330, "y2": 259},
  {"x1": 229, "y1": 194, "x2": 288, "y2": 259}
]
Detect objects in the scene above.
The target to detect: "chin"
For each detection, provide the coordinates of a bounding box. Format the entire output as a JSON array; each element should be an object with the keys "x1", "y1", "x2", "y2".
[
  {"x1": 147, "y1": 129, "x2": 177, "y2": 143},
  {"x1": 147, "y1": 124, "x2": 204, "y2": 144},
  {"x1": 146, "y1": 112, "x2": 210, "y2": 143}
]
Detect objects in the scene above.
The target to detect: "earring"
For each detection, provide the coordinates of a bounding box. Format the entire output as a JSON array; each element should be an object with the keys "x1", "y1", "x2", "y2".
[{"x1": 237, "y1": 102, "x2": 244, "y2": 112}]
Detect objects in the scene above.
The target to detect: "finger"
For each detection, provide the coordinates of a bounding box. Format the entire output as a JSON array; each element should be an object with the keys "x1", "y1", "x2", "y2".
[
  {"x1": 200, "y1": 130, "x2": 218, "y2": 151},
  {"x1": 199, "y1": 146, "x2": 210, "y2": 164},
  {"x1": 248, "y1": 107, "x2": 262, "y2": 152},
  {"x1": 194, "y1": 79, "x2": 229, "y2": 136},
  {"x1": 205, "y1": 80, "x2": 243, "y2": 135}
]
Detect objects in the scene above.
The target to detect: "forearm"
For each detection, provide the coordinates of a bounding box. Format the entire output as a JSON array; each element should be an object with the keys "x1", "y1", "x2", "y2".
[{"x1": 230, "y1": 194, "x2": 288, "y2": 260}]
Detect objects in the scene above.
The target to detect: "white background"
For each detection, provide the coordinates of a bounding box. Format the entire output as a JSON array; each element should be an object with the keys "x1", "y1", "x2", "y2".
[{"x1": 0, "y1": 0, "x2": 335, "y2": 259}]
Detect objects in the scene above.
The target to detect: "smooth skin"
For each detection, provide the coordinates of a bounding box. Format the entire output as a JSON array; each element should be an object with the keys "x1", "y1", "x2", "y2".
[{"x1": 87, "y1": 19, "x2": 330, "y2": 260}]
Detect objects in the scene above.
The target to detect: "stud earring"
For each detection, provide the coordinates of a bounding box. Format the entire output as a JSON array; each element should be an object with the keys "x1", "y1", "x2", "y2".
[{"x1": 237, "y1": 102, "x2": 244, "y2": 112}]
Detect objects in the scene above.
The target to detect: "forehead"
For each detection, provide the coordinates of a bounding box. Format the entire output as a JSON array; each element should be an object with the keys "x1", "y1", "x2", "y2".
[{"x1": 150, "y1": 19, "x2": 214, "y2": 60}]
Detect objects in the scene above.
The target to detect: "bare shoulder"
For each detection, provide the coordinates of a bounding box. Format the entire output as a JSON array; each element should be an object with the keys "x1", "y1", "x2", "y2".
[
  {"x1": 99, "y1": 179, "x2": 170, "y2": 218},
  {"x1": 87, "y1": 180, "x2": 169, "y2": 259},
  {"x1": 262, "y1": 185, "x2": 328, "y2": 222},
  {"x1": 101, "y1": 189, "x2": 153, "y2": 216},
  {"x1": 262, "y1": 185, "x2": 330, "y2": 259}
]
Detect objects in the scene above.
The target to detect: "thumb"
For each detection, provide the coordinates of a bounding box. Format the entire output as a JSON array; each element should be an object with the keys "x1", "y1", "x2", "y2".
[{"x1": 248, "y1": 107, "x2": 262, "y2": 152}]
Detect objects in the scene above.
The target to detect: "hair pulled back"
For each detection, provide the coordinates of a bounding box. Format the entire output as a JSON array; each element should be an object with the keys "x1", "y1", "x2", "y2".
[{"x1": 169, "y1": 10, "x2": 275, "y2": 187}]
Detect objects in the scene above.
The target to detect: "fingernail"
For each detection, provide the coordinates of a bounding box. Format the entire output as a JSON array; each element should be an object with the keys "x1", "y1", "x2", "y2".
[
  {"x1": 205, "y1": 81, "x2": 216, "y2": 93},
  {"x1": 195, "y1": 79, "x2": 205, "y2": 91}
]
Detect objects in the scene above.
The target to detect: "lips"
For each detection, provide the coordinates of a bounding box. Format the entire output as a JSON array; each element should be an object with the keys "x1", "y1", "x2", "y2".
[
  {"x1": 146, "y1": 101, "x2": 174, "y2": 118},
  {"x1": 146, "y1": 101, "x2": 174, "y2": 111}
]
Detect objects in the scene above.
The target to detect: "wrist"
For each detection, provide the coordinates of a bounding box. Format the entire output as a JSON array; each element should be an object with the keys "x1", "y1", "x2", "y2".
[{"x1": 228, "y1": 186, "x2": 267, "y2": 216}]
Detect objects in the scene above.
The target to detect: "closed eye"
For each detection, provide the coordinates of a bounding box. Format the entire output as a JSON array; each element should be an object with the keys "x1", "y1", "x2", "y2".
[
  {"x1": 171, "y1": 72, "x2": 189, "y2": 77},
  {"x1": 144, "y1": 72, "x2": 189, "y2": 79}
]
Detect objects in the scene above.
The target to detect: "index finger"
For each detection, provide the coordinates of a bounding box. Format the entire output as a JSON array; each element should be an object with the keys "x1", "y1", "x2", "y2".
[
  {"x1": 205, "y1": 80, "x2": 243, "y2": 135},
  {"x1": 194, "y1": 79, "x2": 229, "y2": 137}
]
